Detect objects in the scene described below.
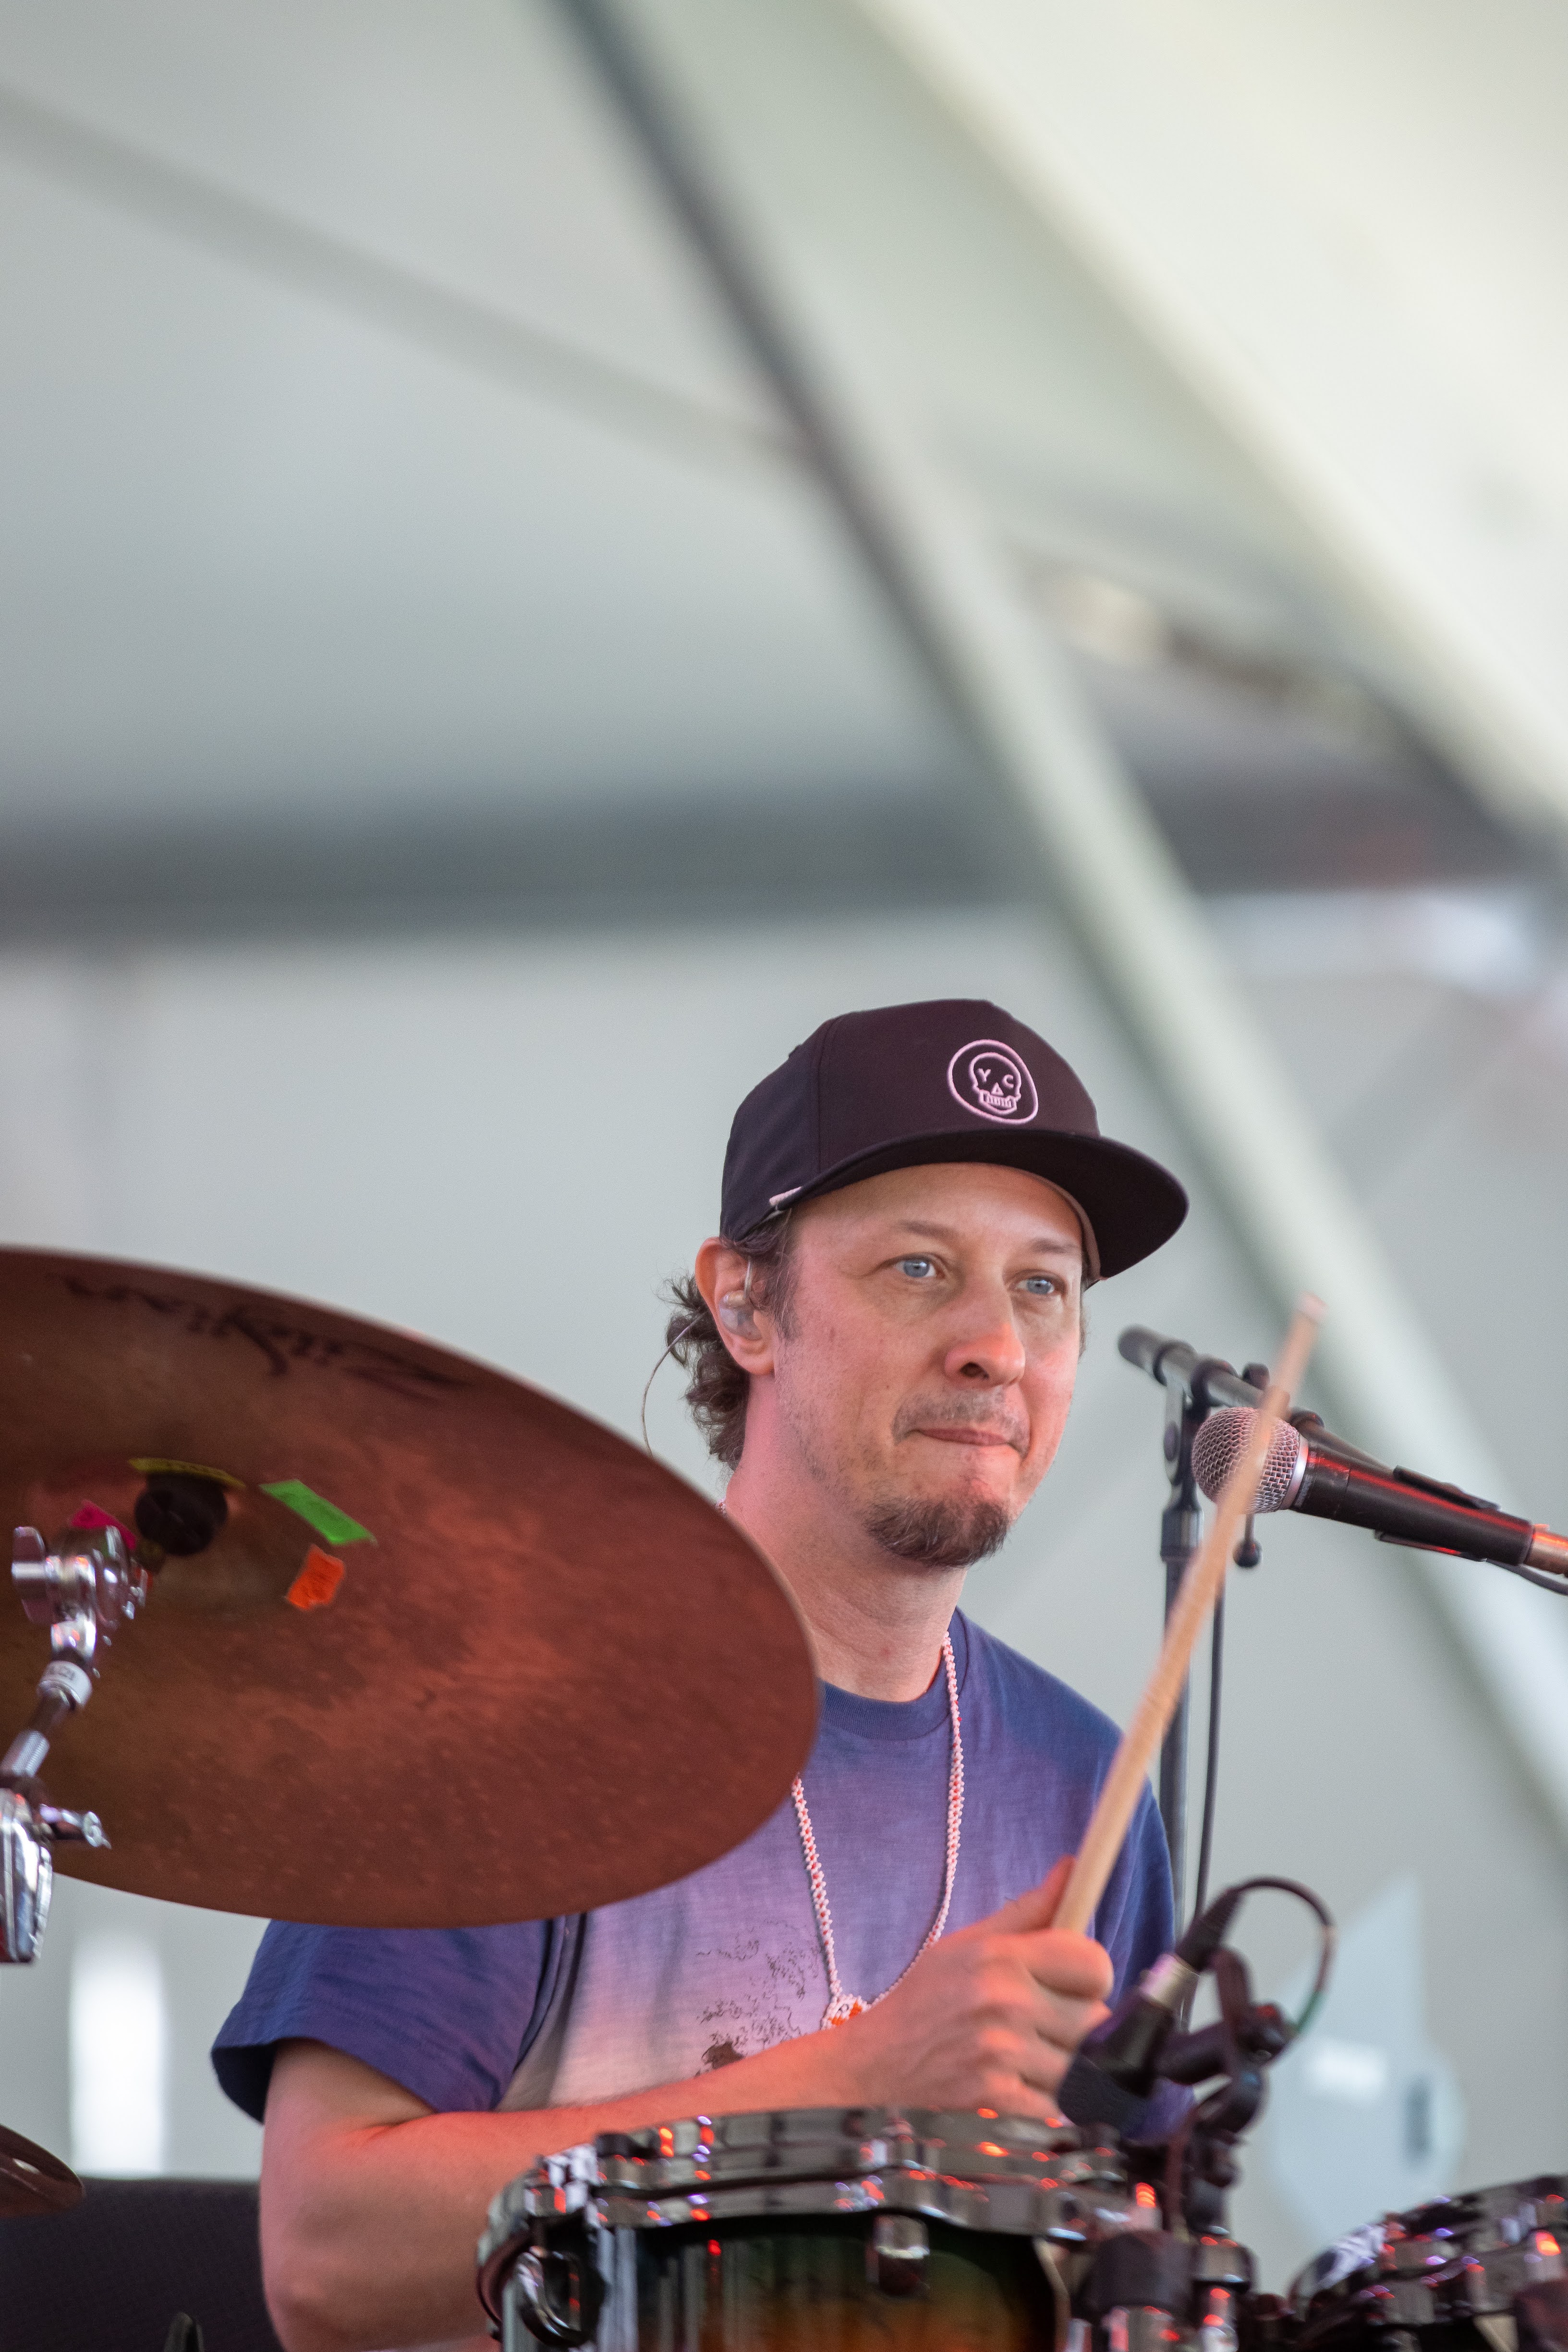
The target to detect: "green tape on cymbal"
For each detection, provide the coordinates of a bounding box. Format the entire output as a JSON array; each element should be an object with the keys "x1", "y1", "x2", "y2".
[{"x1": 260, "y1": 1481, "x2": 375, "y2": 1547}]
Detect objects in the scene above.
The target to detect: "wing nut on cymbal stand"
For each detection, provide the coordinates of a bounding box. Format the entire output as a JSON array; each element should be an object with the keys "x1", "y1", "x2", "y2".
[{"x1": 0, "y1": 1523, "x2": 141, "y2": 1963}]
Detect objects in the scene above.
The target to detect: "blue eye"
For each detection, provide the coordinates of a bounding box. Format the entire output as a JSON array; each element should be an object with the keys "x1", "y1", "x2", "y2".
[
  {"x1": 1021, "y1": 1275, "x2": 1059, "y2": 1296},
  {"x1": 896, "y1": 1257, "x2": 938, "y2": 1279}
]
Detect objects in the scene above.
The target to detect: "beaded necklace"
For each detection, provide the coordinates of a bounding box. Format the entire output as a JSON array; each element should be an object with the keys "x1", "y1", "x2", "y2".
[{"x1": 791, "y1": 1632, "x2": 965, "y2": 2026}]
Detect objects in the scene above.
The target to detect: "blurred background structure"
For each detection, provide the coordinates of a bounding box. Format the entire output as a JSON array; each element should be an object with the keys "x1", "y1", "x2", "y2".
[{"x1": 1, "y1": 0, "x2": 1567, "y2": 2291}]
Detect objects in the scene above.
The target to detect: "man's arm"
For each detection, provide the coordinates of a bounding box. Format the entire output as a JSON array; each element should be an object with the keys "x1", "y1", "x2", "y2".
[
  {"x1": 261, "y1": 2026, "x2": 887, "y2": 2352},
  {"x1": 261, "y1": 1858, "x2": 1110, "y2": 2352}
]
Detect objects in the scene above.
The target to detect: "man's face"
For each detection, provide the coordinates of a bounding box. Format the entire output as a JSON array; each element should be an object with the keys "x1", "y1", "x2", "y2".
[{"x1": 761, "y1": 1161, "x2": 1085, "y2": 1567}]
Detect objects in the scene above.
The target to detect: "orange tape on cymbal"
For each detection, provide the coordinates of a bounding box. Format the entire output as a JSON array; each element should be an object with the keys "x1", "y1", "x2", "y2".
[{"x1": 286, "y1": 1547, "x2": 345, "y2": 1611}]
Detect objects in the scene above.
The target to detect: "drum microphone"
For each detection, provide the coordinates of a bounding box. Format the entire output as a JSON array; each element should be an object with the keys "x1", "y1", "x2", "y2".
[
  {"x1": 1056, "y1": 1882, "x2": 1247, "y2": 2133},
  {"x1": 1058, "y1": 1877, "x2": 1333, "y2": 2141},
  {"x1": 1191, "y1": 1407, "x2": 1568, "y2": 1584}
]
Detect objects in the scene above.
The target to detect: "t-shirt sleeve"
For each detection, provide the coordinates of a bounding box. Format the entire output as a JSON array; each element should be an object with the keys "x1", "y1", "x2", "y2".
[
  {"x1": 1092, "y1": 1782, "x2": 1175, "y2": 2000},
  {"x1": 210, "y1": 1916, "x2": 565, "y2": 2122},
  {"x1": 1086, "y1": 1787, "x2": 1190, "y2": 2143}
]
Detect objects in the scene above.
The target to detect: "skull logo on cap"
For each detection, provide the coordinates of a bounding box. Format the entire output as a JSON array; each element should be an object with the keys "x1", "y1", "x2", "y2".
[{"x1": 947, "y1": 1040, "x2": 1039, "y2": 1125}]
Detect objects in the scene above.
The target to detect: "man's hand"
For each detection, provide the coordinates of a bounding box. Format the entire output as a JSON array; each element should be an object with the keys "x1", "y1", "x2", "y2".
[{"x1": 831, "y1": 1855, "x2": 1111, "y2": 2121}]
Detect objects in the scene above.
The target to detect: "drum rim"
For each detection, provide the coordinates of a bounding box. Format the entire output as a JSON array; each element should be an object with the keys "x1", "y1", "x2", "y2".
[
  {"x1": 475, "y1": 2104, "x2": 1146, "y2": 2320},
  {"x1": 1288, "y1": 2174, "x2": 1568, "y2": 2320}
]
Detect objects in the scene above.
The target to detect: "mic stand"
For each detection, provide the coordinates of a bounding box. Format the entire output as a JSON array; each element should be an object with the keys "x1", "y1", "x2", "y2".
[
  {"x1": 1081, "y1": 1944, "x2": 1291, "y2": 2352},
  {"x1": 1120, "y1": 1330, "x2": 1270, "y2": 1924},
  {"x1": 1151, "y1": 1943, "x2": 1291, "y2": 2236},
  {"x1": 1156, "y1": 1380, "x2": 1203, "y2": 1924}
]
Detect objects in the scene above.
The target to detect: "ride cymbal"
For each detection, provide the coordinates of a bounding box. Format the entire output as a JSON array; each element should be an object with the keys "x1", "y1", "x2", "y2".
[{"x1": 0, "y1": 1250, "x2": 816, "y2": 1928}]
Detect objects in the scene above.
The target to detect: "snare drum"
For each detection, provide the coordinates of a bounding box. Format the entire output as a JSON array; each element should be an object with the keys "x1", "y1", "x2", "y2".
[
  {"x1": 477, "y1": 2105, "x2": 1151, "y2": 2350},
  {"x1": 1291, "y1": 2174, "x2": 1568, "y2": 2350}
]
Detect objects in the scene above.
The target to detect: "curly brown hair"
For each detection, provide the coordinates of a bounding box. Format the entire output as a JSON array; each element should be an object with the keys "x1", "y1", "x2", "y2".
[{"x1": 662, "y1": 1214, "x2": 799, "y2": 1471}]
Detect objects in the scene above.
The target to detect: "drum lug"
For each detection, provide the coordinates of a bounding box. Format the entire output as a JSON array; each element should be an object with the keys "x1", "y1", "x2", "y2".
[
  {"x1": 506, "y1": 2245, "x2": 604, "y2": 2349},
  {"x1": 1196, "y1": 2281, "x2": 1240, "y2": 2352},
  {"x1": 1105, "y1": 2305, "x2": 1186, "y2": 2352},
  {"x1": 869, "y1": 2213, "x2": 930, "y2": 2297}
]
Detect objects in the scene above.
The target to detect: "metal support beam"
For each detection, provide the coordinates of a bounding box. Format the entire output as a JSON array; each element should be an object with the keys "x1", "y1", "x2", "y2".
[
  {"x1": 0, "y1": 76, "x2": 781, "y2": 476},
  {"x1": 856, "y1": 0, "x2": 1568, "y2": 863},
  {"x1": 550, "y1": 0, "x2": 1568, "y2": 1840}
]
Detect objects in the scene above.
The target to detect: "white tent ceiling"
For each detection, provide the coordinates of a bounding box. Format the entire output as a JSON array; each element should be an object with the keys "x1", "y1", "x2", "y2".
[{"x1": 0, "y1": 0, "x2": 957, "y2": 829}]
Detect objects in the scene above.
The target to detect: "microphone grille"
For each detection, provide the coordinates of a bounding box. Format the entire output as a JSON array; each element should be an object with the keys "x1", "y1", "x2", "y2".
[{"x1": 1191, "y1": 1405, "x2": 1304, "y2": 1513}]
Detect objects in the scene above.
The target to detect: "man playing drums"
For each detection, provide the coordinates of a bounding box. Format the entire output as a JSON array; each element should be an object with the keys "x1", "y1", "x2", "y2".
[{"x1": 215, "y1": 997, "x2": 1190, "y2": 2352}]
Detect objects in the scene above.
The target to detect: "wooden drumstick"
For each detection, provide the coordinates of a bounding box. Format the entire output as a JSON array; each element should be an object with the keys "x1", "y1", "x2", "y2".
[{"x1": 1052, "y1": 1293, "x2": 1325, "y2": 1939}]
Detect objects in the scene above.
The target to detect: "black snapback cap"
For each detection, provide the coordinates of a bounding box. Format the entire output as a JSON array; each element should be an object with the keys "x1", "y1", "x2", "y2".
[{"x1": 720, "y1": 998, "x2": 1187, "y2": 1281}]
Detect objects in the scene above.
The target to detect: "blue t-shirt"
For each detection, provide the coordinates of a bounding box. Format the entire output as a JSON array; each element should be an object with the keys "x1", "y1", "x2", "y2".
[{"x1": 213, "y1": 1612, "x2": 1173, "y2": 2123}]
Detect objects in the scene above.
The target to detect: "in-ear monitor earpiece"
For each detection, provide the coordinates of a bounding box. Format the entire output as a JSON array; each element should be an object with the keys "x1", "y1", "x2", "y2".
[{"x1": 718, "y1": 1261, "x2": 759, "y2": 1334}]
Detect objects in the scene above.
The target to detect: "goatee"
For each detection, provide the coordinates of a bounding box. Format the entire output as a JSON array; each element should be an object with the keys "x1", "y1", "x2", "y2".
[{"x1": 863, "y1": 1494, "x2": 1010, "y2": 1571}]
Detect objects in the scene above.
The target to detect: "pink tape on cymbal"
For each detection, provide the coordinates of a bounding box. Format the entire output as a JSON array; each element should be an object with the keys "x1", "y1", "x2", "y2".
[{"x1": 69, "y1": 1503, "x2": 139, "y2": 1547}]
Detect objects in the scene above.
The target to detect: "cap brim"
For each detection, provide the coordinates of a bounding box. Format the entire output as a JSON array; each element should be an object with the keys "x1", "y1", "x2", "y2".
[{"x1": 766, "y1": 1128, "x2": 1187, "y2": 1279}]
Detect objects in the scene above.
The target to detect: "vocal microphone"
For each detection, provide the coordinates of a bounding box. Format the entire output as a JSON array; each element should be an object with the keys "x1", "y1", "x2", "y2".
[{"x1": 1192, "y1": 1408, "x2": 1568, "y2": 1584}]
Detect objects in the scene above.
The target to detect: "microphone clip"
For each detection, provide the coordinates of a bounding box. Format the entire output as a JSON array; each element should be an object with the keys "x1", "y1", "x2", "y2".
[{"x1": 1058, "y1": 1876, "x2": 1334, "y2": 2239}]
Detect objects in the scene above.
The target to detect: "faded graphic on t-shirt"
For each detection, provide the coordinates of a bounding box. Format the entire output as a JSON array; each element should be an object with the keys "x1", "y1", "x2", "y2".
[
  {"x1": 543, "y1": 1889, "x2": 827, "y2": 2106},
  {"x1": 694, "y1": 1925, "x2": 820, "y2": 2069}
]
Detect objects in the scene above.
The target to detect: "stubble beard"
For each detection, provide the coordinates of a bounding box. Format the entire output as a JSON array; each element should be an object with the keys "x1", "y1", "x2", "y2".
[
  {"x1": 868, "y1": 1395, "x2": 1024, "y2": 1570},
  {"x1": 861, "y1": 1491, "x2": 1011, "y2": 1571},
  {"x1": 776, "y1": 1352, "x2": 1019, "y2": 1573}
]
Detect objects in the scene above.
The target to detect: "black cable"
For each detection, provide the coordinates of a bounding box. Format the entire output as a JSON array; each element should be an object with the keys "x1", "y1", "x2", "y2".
[
  {"x1": 1190, "y1": 1591, "x2": 1224, "y2": 1926},
  {"x1": 1219, "y1": 1875, "x2": 1337, "y2": 2035},
  {"x1": 1495, "y1": 1555, "x2": 1568, "y2": 1598},
  {"x1": 638, "y1": 1316, "x2": 701, "y2": 1453}
]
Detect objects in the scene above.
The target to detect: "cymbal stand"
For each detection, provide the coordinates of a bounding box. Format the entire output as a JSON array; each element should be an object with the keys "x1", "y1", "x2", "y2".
[{"x1": 0, "y1": 1524, "x2": 145, "y2": 1963}]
